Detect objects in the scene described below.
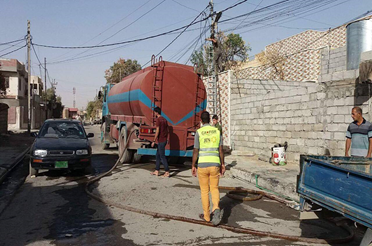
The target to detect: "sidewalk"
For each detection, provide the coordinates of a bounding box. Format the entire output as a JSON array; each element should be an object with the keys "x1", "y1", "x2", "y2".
[
  {"x1": 225, "y1": 153, "x2": 300, "y2": 201},
  {"x1": 0, "y1": 131, "x2": 34, "y2": 183}
]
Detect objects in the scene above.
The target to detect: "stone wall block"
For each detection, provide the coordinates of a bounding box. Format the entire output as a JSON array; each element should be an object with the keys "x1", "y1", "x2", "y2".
[
  {"x1": 333, "y1": 115, "x2": 345, "y2": 123},
  {"x1": 317, "y1": 92, "x2": 326, "y2": 100},
  {"x1": 327, "y1": 107, "x2": 338, "y2": 115},
  {"x1": 334, "y1": 132, "x2": 346, "y2": 140}
]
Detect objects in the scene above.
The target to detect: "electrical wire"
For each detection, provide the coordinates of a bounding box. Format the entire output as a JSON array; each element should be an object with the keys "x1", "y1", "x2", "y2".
[
  {"x1": 235, "y1": 0, "x2": 335, "y2": 27},
  {"x1": 33, "y1": 19, "x2": 208, "y2": 49},
  {"x1": 47, "y1": 16, "x2": 200, "y2": 65},
  {"x1": 219, "y1": 0, "x2": 344, "y2": 36},
  {"x1": 31, "y1": 43, "x2": 45, "y2": 69},
  {"x1": 184, "y1": 19, "x2": 209, "y2": 64},
  {"x1": 49, "y1": 0, "x2": 165, "y2": 64},
  {"x1": 48, "y1": 23, "x2": 214, "y2": 65},
  {"x1": 50, "y1": 0, "x2": 153, "y2": 62},
  {"x1": 231, "y1": 0, "x2": 264, "y2": 32},
  {"x1": 47, "y1": 43, "x2": 135, "y2": 65},
  {"x1": 171, "y1": 0, "x2": 200, "y2": 13},
  {"x1": 32, "y1": 0, "x2": 248, "y2": 50},
  {"x1": 142, "y1": 5, "x2": 210, "y2": 66},
  {"x1": 181, "y1": 19, "x2": 209, "y2": 64},
  {"x1": 34, "y1": 0, "x2": 346, "y2": 66},
  {"x1": 219, "y1": 0, "x2": 248, "y2": 13},
  {"x1": 96, "y1": 0, "x2": 166, "y2": 46},
  {"x1": 171, "y1": 27, "x2": 207, "y2": 63},
  {"x1": 0, "y1": 39, "x2": 26, "y2": 53},
  {"x1": 0, "y1": 38, "x2": 25, "y2": 46},
  {"x1": 168, "y1": 14, "x2": 208, "y2": 62},
  {"x1": 0, "y1": 45, "x2": 26, "y2": 57},
  {"x1": 230, "y1": 0, "x2": 347, "y2": 35}
]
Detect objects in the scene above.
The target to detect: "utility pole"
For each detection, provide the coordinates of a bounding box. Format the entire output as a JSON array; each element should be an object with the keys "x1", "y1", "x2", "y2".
[
  {"x1": 44, "y1": 57, "x2": 47, "y2": 120},
  {"x1": 208, "y1": 0, "x2": 222, "y2": 116},
  {"x1": 27, "y1": 20, "x2": 31, "y2": 133},
  {"x1": 73, "y1": 87, "x2": 76, "y2": 108},
  {"x1": 207, "y1": 0, "x2": 217, "y2": 116}
]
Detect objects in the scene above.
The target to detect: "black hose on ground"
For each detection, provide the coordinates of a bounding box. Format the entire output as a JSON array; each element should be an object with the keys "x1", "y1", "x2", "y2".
[{"x1": 85, "y1": 130, "x2": 354, "y2": 244}]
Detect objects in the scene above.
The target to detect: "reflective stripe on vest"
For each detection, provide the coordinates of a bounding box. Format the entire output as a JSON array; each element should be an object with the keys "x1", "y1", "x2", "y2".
[
  {"x1": 200, "y1": 148, "x2": 219, "y2": 151},
  {"x1": 199, "y1": 152, "x2": 219, "y2": 157},
  {"x1": 197, "y1": 125, "x2": 220, "y2": 164}
]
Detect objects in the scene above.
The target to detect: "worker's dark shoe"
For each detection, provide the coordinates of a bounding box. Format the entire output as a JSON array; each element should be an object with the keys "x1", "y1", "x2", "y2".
[{"x1": 211, "y1": 208, "x2": 224, "y2": 226}]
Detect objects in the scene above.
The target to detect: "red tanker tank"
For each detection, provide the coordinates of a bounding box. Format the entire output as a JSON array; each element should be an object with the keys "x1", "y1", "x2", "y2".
[{"x1": 101, "y1": 57, "x2": 206, "y2": 163}]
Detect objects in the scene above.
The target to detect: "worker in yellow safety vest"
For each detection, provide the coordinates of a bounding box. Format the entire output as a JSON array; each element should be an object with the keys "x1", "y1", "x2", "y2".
[{"x1": 192, "y1": 111, "x2": 225, "y2": 225}]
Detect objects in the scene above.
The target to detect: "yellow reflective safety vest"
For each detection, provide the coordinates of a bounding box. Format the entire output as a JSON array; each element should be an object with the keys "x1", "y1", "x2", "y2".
[{"x1": 197, "y1": 125, "x2": 221, "y2": 165}]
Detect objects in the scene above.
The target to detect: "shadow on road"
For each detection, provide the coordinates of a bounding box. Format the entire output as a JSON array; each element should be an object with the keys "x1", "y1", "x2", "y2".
[{"x1": 0, "y1": 153, "x2": 137, "y2": 246}]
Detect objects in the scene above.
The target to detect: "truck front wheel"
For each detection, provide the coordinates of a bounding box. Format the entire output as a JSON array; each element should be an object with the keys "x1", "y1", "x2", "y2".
[{"x1": 119, "y1": 128, "x2": 134, "y2": 163}]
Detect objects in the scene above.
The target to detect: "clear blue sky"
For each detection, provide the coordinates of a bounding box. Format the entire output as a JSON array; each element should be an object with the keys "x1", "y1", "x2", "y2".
[{"x1": 0, "y1": 0, "x2": 371, "y2": 109}]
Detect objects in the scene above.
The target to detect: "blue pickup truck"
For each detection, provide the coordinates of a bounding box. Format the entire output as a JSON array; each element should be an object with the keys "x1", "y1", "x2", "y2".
[{"x1": 297, "y1": 155, "x2": 372, "y2": 245}]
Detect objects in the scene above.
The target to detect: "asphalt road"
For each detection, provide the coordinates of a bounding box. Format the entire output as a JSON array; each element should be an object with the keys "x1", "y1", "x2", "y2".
[{"x1": 0, "y1": 125, "x2": 366, "y2": 245}]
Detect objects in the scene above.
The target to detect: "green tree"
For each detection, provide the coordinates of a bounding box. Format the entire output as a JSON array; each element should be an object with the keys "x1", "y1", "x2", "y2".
[
  {"x1": 221, "y1": 33, "x2": 250, "y2": 68},
  {"x1": 191, "y1": 32, "x2": 250, "y2": 73},
  {"x1": 86, "y1": 97, "x2": 103, "y2": 119},
  {"x1": 105, "y1": 58, "x2": 141, "y2": 84},
  {"x1": 42, "y1": 88, "x2": 63, "y2": 118},
  {"x1": 191, "y1": 45, "x2": 213, "y2": 75},
  {"x1": 43, "y1": 88, "x2": 57, "y2": 102},
  {"x1": 56, "y1": 96, "x2": 62, "y2": 103}
]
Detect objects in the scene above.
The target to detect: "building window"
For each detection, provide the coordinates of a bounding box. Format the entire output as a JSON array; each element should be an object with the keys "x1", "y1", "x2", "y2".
[
  {"x1": 5, "y1": 77, "x2": 9, "y2": 88},
  {"x1": 19, "y1": 78, "x2": 21, "y2": 90}
]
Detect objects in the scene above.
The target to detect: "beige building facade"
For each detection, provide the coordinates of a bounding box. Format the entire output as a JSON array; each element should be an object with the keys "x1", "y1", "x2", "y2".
[{"x1": 0, "y1": 59, "x2": 46, "y2": 131}]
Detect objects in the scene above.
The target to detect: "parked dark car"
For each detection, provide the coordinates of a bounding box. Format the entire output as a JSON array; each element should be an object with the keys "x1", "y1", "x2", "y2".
[{"x1": 30, "y1": 119, "x2": 94, "y2": 176}]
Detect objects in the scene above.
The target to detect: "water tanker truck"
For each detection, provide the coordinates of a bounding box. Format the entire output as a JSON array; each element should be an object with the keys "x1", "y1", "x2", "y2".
[{"x1": 99, "y1": 57, "x2": 207, "y2": 163}]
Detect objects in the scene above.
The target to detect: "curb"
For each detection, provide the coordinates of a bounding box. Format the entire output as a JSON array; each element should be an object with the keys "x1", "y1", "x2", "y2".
[
  {"x1": 0, "y1": 147, "x2": 30, "y2": 184},
  {"x1": 230, "y1": 166, "x2": 299, "y2": 202}
]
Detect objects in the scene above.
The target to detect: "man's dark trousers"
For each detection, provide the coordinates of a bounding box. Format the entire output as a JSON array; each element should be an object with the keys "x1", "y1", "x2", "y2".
[{"x1": 155, "y1": 141, "x2": 169, "y2": 171}]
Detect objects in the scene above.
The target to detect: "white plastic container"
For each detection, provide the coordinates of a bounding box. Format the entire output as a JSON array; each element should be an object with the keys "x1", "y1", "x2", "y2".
[{"x1": 272, "y1": 147, "x2": 286, "y2": 166}]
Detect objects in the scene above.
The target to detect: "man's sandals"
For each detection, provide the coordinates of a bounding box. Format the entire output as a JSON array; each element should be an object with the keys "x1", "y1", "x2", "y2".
[
  {"x1": 150, "y1": 171, "x2": 159, "y2": 176},
  {"x1": 150, "y1": 171, "x2": 170, "y2": 177}
]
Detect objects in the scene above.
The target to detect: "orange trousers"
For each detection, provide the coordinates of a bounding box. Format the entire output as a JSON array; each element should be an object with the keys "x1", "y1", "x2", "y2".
[{"x1": 198, "y1": 166, "x2": 220, "y2": 221}]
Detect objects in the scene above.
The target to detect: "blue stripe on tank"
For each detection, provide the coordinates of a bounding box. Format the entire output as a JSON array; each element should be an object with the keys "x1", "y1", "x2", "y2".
[
  {"x1": 107, "y1": 89, "x2": 206, "y2": 126},
  {"x1": 137, "y1": 148, "x2": 193, "y2": 157}
]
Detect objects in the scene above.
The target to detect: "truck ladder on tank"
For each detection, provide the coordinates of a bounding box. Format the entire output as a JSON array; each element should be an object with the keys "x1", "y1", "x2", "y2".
[
  {"x1": 194, "y1": 67, "x2": 204, "y2": 128},
  {"x1": 151, "y1": 55, "x2": 165, "y2": 125}
]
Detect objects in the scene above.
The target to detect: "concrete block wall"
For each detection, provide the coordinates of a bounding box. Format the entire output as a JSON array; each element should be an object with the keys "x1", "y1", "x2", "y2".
[
  {"x1": 230, "y1": 78, "x2": 316, "y2": 99},
  {"x1": 230, "y1": 77, "x2": 370, "y2": 163},
  {"x1": 320, "y1": 46, "x2": 347, "y2": 76}
]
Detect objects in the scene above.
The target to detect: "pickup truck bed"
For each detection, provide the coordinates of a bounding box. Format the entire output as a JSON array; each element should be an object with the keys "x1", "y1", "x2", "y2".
[{"x1": 297, "y1": 155, "x2": 372, "y2": 229}]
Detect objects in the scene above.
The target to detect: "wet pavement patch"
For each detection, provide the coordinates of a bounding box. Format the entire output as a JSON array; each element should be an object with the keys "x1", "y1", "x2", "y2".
[
  {"x1": 45, "y1": 182, "x2": 136, "y2": 245},
  {"x1": 91, "y1": 154, "x2": 119, "y2": 175}
]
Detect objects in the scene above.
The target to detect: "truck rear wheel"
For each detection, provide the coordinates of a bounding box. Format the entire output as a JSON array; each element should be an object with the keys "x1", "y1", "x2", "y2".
[
  {"x1": 133, "y1": 151, "x2": 142, "y2": 163},
  {"x1": 119, "y1": 128, "x2": 134, "y2": 163}
]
